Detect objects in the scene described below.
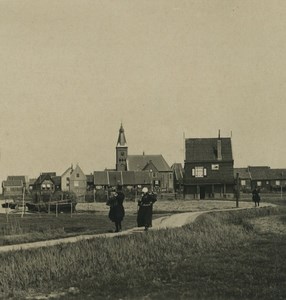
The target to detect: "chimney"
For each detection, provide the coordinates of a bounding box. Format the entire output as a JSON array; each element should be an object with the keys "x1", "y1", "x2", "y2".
[{"x1": 217, "y1": 130, "x2": 222, "y2": 161}]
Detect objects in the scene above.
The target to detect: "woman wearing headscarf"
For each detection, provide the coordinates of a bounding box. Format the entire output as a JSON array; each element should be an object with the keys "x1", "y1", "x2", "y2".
[{"x1": 137, "y1": 187, "x2": 157, "y2": 231}]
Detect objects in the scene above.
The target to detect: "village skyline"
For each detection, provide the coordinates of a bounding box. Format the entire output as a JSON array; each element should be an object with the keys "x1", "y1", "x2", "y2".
[{"x1": 1, "y1": 1, "x2": 286, "y2": 185}]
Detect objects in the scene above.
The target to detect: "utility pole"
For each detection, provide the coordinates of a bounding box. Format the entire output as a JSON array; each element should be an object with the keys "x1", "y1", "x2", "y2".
[
  {"x1": 281, "y1": 171, "x2": 283, "y2": 200},
  {"x1": 236, "y1": 173, "x2": 240, "y2": 208},
  {"x1": 21, "y1": 186, "x2": 25, "y2": 218}
]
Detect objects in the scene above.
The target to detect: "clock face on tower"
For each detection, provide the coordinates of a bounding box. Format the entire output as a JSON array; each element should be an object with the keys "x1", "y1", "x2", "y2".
[{"x1": 121, "y1": 151, "x2": 125, "y2": 156}]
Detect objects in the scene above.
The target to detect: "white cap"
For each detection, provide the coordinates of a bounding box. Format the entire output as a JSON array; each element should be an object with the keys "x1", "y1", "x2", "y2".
[{"x1": 142, "y1": 187, "x2": 148, "y2": 193}]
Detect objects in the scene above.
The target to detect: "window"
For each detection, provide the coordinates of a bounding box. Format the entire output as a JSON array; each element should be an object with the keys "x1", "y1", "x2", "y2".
[
  {"x1": 276, "y1": 180, "x2": 280, "y2": 186},
  {"x1": 41, "y1": 184, "x2": 46, "y2": 190},
  {"x1": 192, "y1": 167, "x2": 206, "y2": 178},
  {"x1": 257, "y1": 181, "x2": 262, "y2": 186},
  {"x1": 76, "y1": 173, "x2": 80, "y2": 178},
  {"x1": 74, "y1": 181, "x2": 79, "y2": 187},
  {"x1": 211, "y1": 164, "x2": 219, "y2": 170},
  {"x1": 169, "y1": 174, "x2": 172, "y2": 179},
  {"x1": 241, "y1": 180, "x2": 246, "y2": 186}
]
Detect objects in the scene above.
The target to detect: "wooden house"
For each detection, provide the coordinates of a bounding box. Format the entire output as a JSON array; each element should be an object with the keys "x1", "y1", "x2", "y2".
[{"x1": 184, "y1": 135, "x2": 235, "y2": 199}]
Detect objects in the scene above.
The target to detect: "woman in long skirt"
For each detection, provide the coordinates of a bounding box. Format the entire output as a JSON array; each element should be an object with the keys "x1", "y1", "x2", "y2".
[{"x1": 137, "y1": 187, "x2": 157, "y2": 231}]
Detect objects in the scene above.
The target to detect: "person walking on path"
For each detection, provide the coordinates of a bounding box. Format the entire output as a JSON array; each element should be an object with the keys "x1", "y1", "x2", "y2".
[
  {"x1": 137, "y1": 187, "x2": 157, "y2": 231},
  {"x1": 106, "y1": 185, "x2": 125, "y2": 232},
  {"x1": 252, "y1": 187, "x2": 261, "y2": 207}
]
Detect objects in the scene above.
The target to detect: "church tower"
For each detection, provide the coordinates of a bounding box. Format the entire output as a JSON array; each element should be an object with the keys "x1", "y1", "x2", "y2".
[{"x1": 116, "y1": 123, "x2": 128, "y2": 171}]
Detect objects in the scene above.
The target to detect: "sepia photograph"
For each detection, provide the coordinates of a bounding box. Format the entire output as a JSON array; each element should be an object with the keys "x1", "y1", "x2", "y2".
[{"x1": 0, "y1": 0, "x2": 286, "y2": 299}]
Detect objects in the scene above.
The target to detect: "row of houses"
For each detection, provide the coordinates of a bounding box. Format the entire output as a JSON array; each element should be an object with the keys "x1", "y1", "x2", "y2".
[
  {"x1": 2, "y1": 124, "x2": 174, "y2": 200},
  {"x1": 2, "y1": 124, "x2": 286, "y2": 201},
  {"x1": 234, "y1": 166, "x2": 286, "y2": 192}
]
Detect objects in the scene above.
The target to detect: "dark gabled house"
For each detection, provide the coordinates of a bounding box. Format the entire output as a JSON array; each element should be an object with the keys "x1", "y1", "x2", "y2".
[
  {"x1": 32, "y1": 173, "x2": 57, "y2": 193},
  {"x1": 184, "y1": 135, "x2": 235, "y2": 199}
]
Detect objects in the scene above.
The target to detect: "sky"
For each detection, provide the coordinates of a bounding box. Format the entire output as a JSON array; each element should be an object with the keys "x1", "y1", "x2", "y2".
[{"x1": 1, "y1": 0, "x2": 286, "y2": 183}]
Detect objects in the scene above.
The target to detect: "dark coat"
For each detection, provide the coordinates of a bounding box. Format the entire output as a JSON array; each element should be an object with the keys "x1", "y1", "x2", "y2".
[
  {"x1": 107, "y1": 191, "x2": 125, "y2": 223},
  {"x1": 252, "y1": 189, "x2": 260, "y2": 203},
  {"x1": 137, "y1": 192, "x2": 157, "y2": 228}
]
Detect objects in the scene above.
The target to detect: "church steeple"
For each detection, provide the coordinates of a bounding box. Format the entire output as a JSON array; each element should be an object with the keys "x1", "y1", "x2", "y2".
[
  {"x1": 116, "y1": 123, "x2": 128, "y2": 171},
  {"x1": 116, "y1": 123, "x2": 127, "y2": 147}
]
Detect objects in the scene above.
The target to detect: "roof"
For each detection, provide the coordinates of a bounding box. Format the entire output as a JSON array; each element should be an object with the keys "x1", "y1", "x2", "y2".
[
  {"x1": 116, "y1": 124, "x2": 127, "y2": 147},
  {"x1": 94, "y1": 171, "x2": 109, "y2": 185},
  {"x1": 171, "y1": 163, "x2": 184, "y2": 182},
  {"x1": 7, "y1": 176, "x2": 28, "y2": 184},
  {"x1": 41, "y1": 172, "x2": 56, "y2": 176},
  {"x1": 61, "y1": 167, "x2": 73, "y2": 177},
  {"x1": 247, "y1": 166, "x2": 271, "y2": 180},
  {"x1": 34, "y1": 173, "x2": 55, "y2": 186},
  {"x1": 29, "y1": 178, "x2": 36, "y2": 185},
  {"x1": 128, "y1": 155, "x2": 171, "y2": 172},
  {"x1": 185, "y1": 138, "x2": 233, "y2": 162},
  {"x1": 93, "y1": 171, "x2": 151, "y2": 186},
  {"x1": 247, "y1": 166, "x2": 286, "y2": 180},
  {"x1": 2, "y1": 180, "x2": 23, "y2": 187},
  {"x1": 234, "y1": 168, "x2": 251, "y2": 179}
]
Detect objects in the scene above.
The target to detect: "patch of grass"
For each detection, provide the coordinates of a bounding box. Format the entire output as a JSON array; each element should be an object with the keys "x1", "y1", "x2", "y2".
[
  {"x1": 0, "y1": 213, "x2": 139, "y2": 245},
  {"x1": 1, "y1": 207, "x2": 286, "y2": 299}
]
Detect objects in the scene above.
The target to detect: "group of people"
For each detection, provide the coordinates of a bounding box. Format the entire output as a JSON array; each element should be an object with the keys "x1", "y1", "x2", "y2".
[
  {"x1": 107, "y1": 185, "x2": 261, "y2": 232},
  {"x1": 106, "y1": 186, "x2": 157, "y2": 232}
]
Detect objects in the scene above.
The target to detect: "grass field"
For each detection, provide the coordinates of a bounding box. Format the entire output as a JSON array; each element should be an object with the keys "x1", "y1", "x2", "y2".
[
  {"x1": 0, "y1": 206, "x2": 286, "y2": 299},
  {"x1": 0, "y1": 212, "x2": 142, "y2": 246},
  {"x1": 0, "y1": 199, "x2": 257, "y2": 246}
]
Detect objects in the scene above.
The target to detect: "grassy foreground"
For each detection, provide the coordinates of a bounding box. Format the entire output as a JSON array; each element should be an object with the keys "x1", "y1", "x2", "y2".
[
  {"x1": 0, "y1": 213, "x2": 140, "y2": 246},
  {"x1": 1, "y1": 206, "x2": 286, "y2": 299}
]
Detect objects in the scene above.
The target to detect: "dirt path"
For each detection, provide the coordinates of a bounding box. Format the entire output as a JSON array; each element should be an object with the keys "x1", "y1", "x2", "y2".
[{"x1": 0, "y1": 203, "x2": 275, "y2": 253}]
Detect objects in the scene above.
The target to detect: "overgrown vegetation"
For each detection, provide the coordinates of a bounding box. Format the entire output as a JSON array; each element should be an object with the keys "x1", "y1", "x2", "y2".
[{"x1": 0, "y1": 206, "x2": 286, "y2": 299}]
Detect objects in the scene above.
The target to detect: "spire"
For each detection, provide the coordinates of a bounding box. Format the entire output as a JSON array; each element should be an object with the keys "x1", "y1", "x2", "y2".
[{"x1": 116, "y1": 123, "x2": 127, "y2": 147}]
